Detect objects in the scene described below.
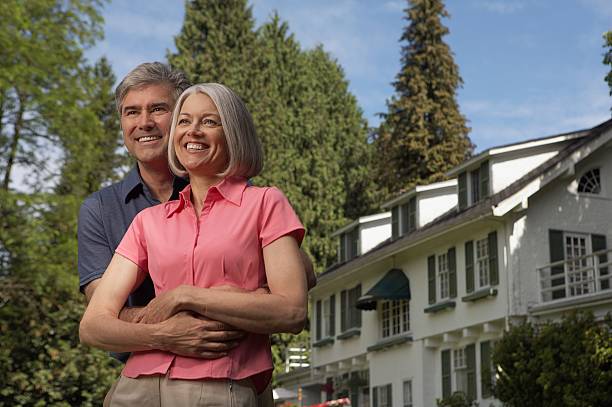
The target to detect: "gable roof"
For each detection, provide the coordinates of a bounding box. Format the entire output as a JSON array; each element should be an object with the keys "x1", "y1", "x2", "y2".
[{"x1": 318, "y1": 119, "x2": 612, "y2": 284}]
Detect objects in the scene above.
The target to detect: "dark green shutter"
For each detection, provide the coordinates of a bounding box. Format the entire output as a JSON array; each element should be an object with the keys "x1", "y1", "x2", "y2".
[
  {"x1": 549, "y1": 230, "x2": 566, "y2": 299},
  {"x1": 340, "y1": 290, "x2": 347, "y2": 332},
  {"x1": 316, "y1": 300, "x2": 322, "y2": 340},
  {"x1": 466, "y1": 344, "x2": 476, "y2": 401},
  {"x1": 592, "y1": 234, "x2": 608, "y2": 290},
  {"x1": 391, "y1": 206, "x2": 399, "y2": 240},
  {"x1": 441, "y1": 350, "x2": 451, "y2": 398},
  {"x1": 458, "y1": 172, "x2": 468, "y2": 210},
  {"x1": 340, "y1": 233, "x2": 346, "y2": 262},
  {"x1": 386, "y1": 384, "x2": 392, "y2": 406},
  {"x1": 428, "y1": 255, "x2": 436, "y2": 304},
  {"x1": 329, "y1": 295, "x2": 336, "y2": 336},
  {"x1": 488, "y1": 231, "x2": 499, "y2": 285},
  {"x1": 480, "y1": 341, "x2": 492, "y2": 398},
  {"x1": 480, "y1": 160, "x2": 490, "y2": 198},
  {"x1": 351, "y1": 228, "x2": 359, "y2": 258},
  {"x1": 448, "y1": 247, "x2": 457, "y2": 298},
  {"x1": 355, "y1": 284, "x2": 362, "y2": 327},
  {"x1": 409, "y1": 197, "x2": 417, "y2": 231},
  {"x1": 465, "y1": 241, "x2": 474, "y2": 293},
  {"x1": 372, "y1": 387, "x2": 378, "y2": 407},
  {"x1": 400, "y1": 203, "x2": 409, "y2": 236}
]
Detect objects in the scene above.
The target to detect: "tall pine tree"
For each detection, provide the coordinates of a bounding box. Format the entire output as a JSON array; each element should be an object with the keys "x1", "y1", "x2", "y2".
[
  {"x1": 376, "y1": 0, "x2": 473, "y2": 198},
  {"x1": 604, "y1": 31, "x2": 612, "y2": 112}
]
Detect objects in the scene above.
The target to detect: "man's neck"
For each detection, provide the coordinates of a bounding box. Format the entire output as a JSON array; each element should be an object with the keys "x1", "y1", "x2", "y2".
[{"x1": 137, "y1": 161, "x2": 175, "y2": 203}]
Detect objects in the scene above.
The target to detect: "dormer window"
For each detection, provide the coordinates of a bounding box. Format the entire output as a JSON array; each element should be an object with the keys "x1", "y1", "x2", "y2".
[
  {"x1": 391, "y1": 197, "x2": 417, "y2": 240},
  {"x1": 458, "y1": 160, "x2": 490, "y2": 210},
  {"x1": 339, "y1": 228, "x2": 359, "y2": 262},
  {"x1": 577, "y1": 168, "x2": 601, "y2": 194}
]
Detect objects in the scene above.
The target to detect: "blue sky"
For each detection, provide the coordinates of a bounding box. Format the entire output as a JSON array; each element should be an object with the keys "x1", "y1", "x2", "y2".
[{"x1": 87, "y1": 0, "x2": 612, "y2": 152}]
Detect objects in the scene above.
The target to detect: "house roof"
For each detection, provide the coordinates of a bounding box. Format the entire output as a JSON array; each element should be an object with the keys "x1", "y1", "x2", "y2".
[
  {"x1": 446, "y1": 128, "x2": 591, "y2": 177},
  {"x1": 381, "y1": 179, "x2": 457, "y2": 209},
  {"x1": 317, "y1": 119, "x2": 612, "y2": 286},
  {"x1": 331, "y1": 211, "x2": 391, "y2": 237}
]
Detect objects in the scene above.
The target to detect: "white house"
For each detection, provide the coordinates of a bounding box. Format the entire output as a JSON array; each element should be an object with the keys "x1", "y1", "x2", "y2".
[{"x1": 276, "y1": 119, "x2": 612, "y2": 407}]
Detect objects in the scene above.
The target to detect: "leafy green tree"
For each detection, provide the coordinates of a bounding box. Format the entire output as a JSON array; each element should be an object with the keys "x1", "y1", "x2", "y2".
[
  {"x1": 0, "y1": 0, "x2": 104, "y2": 191},
  {"x1": 493, "y1": 312, "x2": 612, "y2": 407},
  {"x1": 604, "y1": 31, "x2": 612, "y2": 112},
  {"x1": 0, "y1": 1, "x2": 126, "y2": 405},
  {"x1": 375, "y1": 0, "x2": 473, "y2": 198}
]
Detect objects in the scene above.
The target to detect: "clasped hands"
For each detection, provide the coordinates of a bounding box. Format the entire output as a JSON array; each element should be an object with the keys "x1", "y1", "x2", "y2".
[{"x1": 121, "y1": 284, "x2": 269, "y2": 359}]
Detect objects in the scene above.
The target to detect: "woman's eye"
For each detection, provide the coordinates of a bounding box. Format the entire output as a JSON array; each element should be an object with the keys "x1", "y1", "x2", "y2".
[
  {"x1": 178, "y1": 118, "x2": 190, "y2": 125},
  {"x1": 203, "y1": 119, "x2": 218, "y2": 127}
]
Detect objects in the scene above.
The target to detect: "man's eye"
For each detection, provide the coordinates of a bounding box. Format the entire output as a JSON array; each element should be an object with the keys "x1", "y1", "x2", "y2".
[
  {"x1": 151, "y1": 107, "x2": 166, "y2": 113},
  {"x1": 125, "y1": 110, "x2": 138, "y2": 116}
]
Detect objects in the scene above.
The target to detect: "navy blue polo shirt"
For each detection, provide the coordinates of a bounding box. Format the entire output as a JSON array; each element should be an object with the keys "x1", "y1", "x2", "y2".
[{"x1": 78, "y1": 166, "x2": 188, "y2": 305}]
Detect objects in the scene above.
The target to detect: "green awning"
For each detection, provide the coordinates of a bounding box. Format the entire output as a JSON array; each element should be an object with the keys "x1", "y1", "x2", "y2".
[{"x1": 356, "y1": 268, "x2": 410, "y2": 310}]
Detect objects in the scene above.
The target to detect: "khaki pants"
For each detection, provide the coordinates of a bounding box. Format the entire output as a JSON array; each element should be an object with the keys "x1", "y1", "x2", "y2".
[{"x1": 104, "y1": 374, "x2": 270, "y2": 407}]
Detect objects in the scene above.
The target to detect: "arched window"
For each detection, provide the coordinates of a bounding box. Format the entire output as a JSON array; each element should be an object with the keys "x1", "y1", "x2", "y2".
[{"x1": 577, "y1": 168, "x2": 601, "y2": 194}]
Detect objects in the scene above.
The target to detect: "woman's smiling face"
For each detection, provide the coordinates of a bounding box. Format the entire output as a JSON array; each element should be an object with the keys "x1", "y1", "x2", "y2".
[{"x1": 174, "y1": 92, "x2": 228, "y2": 176}]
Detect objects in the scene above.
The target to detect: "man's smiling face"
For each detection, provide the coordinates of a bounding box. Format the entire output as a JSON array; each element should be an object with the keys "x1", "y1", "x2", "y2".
[{"x1": 120, "y1": 83, "x2": 174, "y2": 167}]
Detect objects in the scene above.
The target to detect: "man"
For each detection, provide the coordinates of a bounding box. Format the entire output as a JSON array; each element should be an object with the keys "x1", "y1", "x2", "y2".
[{"x1": 78, "y1": 62, "x2": 315, "y2": 405}]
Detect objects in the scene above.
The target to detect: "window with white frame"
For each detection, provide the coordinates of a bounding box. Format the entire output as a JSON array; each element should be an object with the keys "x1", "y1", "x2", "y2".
[
  {"x1": 476, "y1": 237, "x2": 490, "y2": 287},
  {"x1": 438, "y1": 253, "x2": 450, "y2": 300},
  {"x1": 403, "y1": 380, "x2": 413, "y2": 407},
  {"x1": 453, "y1": 348, "x2": 468, "y2": 395},
  {"x1": 373, "y1": 384, "x2": 392, "y2": 407},
  {"x1": 564, "y1": 232, "x2": 594, "y2": 296},
  {"x1": 577, "y1": 168, "x2": 601, "y2": 194},
  {"x1": 381, "y1": 300, "x2": 409, "y2": 338}
]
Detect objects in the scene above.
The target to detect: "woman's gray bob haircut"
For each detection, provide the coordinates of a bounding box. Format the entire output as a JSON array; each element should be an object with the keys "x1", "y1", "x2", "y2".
[
  {"x1": 114, "y1": 62, "x2": 191, "y2": 114},
  {"x1": 168, "y1": 83, "x2": 264, "y2": 179}
]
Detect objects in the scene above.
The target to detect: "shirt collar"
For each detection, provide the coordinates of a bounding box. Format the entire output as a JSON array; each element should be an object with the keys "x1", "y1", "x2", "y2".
[
  {"x1": 121, "y1": 166, "x2": 144, "y2": 203},
  {"x1": 169, "y1": 176, "x2": 248, "y2": 217},
  {"x1": 122, "y1": 165, "x2": 189, "y2": 204}
]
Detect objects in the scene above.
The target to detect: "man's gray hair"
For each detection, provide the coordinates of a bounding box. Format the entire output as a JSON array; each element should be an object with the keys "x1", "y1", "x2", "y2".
[
  {"x1": 168, "y1": 83, "x2": 263, "y2": 179},
  {"x1": 114, "y1": 62, "x2": 191, "y2": 114}
]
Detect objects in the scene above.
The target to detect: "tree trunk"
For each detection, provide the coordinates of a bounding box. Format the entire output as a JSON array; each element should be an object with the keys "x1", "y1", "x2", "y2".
[{"x1": 2, "y1": 95, "x2": 24, "y2": 191}]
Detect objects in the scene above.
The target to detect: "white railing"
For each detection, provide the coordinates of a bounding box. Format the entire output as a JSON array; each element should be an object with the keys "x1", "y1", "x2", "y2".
[{"x1": 538, "y1": 248, "x2": 612, "y2": 303}]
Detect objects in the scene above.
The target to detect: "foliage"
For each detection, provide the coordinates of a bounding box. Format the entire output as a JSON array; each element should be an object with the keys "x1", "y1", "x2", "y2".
[
  {"x1": 493, "y1": 312, "x2": 612, "y2": 407},
  {"x1": 436, "y1": 391, "x2": 478, "y2": 407},
  {"x1": 604, "y1": 31, "x2": 612, "y2": 111},
  {"x1": 0, "y1": 0, "x2": 105, "y2": 191},
  {"x1": 0, "y1": 1, "x2": 127, "y2": 405},
  {"x1": 375, "y1": 0, "x2": 473, "y2": 199}
]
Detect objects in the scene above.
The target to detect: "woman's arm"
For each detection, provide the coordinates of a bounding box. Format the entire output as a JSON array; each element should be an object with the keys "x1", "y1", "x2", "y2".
[
  {"x1": 79, "y1": 254, "x2": 158, "y2": 351},
  {"x1": 173, "y1": 235, "x2": 308, "y2": 334}
]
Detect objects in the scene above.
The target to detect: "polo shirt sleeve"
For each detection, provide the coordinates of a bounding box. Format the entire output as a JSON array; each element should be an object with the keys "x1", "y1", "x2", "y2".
[
  {"x1": 115, "y1": 212, "x2": 149, "y2": 273},
  {"x1": 78, "y1": 195, "x2": 114, "y2": 292},
  {"x1": 259, "y1": 187, "x2": 305, "y2": 248}
]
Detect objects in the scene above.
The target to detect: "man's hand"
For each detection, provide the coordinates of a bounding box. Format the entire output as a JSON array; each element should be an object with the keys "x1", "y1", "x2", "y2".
[
  {"x1": 155, "y1": 312, "x2": 244, "y2": 359},
  {"x1": 138, "y1": 288, "x2": 185, "y2": 324}
]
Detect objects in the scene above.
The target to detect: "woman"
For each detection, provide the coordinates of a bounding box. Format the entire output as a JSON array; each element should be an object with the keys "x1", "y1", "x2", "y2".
[{"x1": 80, "y1": 83, "x2": 308, "y2": 406}]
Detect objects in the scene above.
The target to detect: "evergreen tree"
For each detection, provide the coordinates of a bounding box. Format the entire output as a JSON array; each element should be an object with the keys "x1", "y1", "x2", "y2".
[
  {"x1": 604, "y1": 31, "x2": 612, "y2": 112},
  {"x1": 375, "y1": 0, "x2": 473, "y2": 198},
  {"x1": 167, "y1": 0, "x2": 258, "y2": 104}
]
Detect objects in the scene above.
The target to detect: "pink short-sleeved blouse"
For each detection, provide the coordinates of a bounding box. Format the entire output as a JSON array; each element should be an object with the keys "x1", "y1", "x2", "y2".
[{"x1": 115, "y1": 176, "x2": 305, "y2": 391}]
